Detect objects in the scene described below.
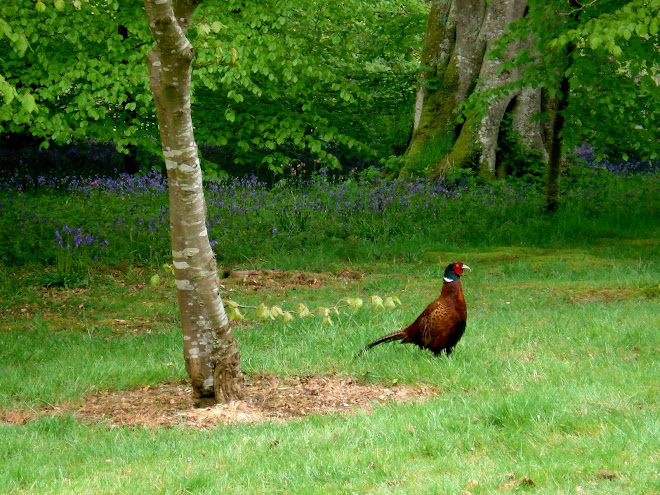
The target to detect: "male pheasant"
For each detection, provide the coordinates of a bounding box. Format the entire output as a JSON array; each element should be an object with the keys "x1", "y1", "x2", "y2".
[{"x1": 358, "y1": 262, "x2": 470, "y2": 356}]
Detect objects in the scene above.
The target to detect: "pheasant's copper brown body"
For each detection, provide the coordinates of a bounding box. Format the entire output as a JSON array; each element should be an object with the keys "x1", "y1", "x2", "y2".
[{"x1": 358, "y1": 262, "x2": 469, "y2": 357}]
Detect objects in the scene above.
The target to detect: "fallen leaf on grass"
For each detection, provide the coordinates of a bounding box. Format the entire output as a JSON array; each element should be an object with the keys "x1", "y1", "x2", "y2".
[
  {"x1": 499, "y1": 475, "x2": 536, "y2": 490},
  {"x1": 596, "y1": 470, "x2": 618, "y2": 480}
]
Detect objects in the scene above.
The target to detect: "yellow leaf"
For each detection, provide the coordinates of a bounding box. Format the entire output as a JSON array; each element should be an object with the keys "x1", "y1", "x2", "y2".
[
  {"x1": 270, "y1": 305, "x2": 284, "y2": 319},
  {"x1": 228, "y1": 307, "x2": 244, "y2": 321},
  {"x1": 370, "y1": 295, "x2": 385, "y2": 310},
  {"x1": 345, "y1": 297, "x2": 363, "y2": 310},
  {"x1": 256, "y1": 303, "x2": 271, "y2": 320},
  {"x1": 383, "y1": 297, "x2": 397, "y2": 309},
  {"x1": 316, "y1": 307, "x2": 330, "y2": 317},
  {"x1": 296, "y1": 303, "x2": 313, "y2": 318}
]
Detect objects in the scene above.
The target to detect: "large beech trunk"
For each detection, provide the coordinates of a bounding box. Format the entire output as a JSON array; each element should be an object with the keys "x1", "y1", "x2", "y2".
[
  {"x1": 405, "y1": 0, "x2": 551, "y2": 179},
  {"x1": 144, "y1": 0, "x2": 244, "y2": 405}
]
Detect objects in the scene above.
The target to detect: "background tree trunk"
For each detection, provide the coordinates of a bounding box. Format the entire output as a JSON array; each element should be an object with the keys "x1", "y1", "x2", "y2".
[
  {"x1": 404, "y1": 0, "x2": 549, "y2": 178},
  {"x1": 143, "y1": 0, "x2": 244, "y2": 406},
  {"x1": 545, "y1": 1, "x2": 580, "y2": 212},
  {"x1": 545, "y1": 63, "x2": 571, "y2": 212}
]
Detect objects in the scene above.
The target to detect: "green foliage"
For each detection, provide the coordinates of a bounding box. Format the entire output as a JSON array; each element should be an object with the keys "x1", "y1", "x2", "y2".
[
  {"x1": 1, "y1": 167, "x2": 657, "y2": 273},
  {"x1": 189, "y1": 0, "x2": 427, "y2": 169},
  {"x1": 0, "y1": 1, "x2": 155, "y2": 154},
  {"x1": 495, "y1": 114, "x2": 546, "y2": 182},
  {"x1": 0, "y1": 13, "x2": 37, "y2": 115},
  {"x1": 489, "y1": 0, "x2": 660, "y2": 162},
  {"x1": 0, "y1": 0, "x2": 427, "y2": 170}
]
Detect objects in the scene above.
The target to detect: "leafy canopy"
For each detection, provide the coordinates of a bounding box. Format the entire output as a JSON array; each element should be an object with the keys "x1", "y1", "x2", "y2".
[
  {"x1": 489, "y1": 0, "x2": 660, "y2": 162},
  {"x1": 0, "y1": 0, "x2": 427, "y2": 170}
]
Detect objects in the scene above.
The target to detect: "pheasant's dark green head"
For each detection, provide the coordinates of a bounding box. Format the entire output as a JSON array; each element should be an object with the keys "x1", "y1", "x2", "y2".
[{"x1": 443, "y1": 262, "x2": 471, "y2": 283}]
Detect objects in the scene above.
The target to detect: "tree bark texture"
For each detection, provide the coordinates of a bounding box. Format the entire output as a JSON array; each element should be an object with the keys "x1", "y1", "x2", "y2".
[
  {"x1": 545, "y1": 75, "x2": 568, "y2": 212},
  {"x1": 546, "y1": 1, "x2": 580, "y2": 212},
  {"x1": 144, "y1": 0, "x2": 244, "y2": 405},
  {"x1": 405, "y1": 0, "x2": 549, "y2": 178}
]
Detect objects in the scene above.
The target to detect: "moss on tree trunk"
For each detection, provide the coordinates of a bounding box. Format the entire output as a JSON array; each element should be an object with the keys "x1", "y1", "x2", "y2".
[{"x1": 403, "y1": 0, "x2": 552, "y2": 180}]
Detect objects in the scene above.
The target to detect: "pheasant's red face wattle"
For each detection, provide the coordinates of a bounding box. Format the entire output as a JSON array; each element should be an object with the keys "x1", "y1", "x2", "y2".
[{"x1": 453, "y1": 262, "x2": 464, "y2": 275}]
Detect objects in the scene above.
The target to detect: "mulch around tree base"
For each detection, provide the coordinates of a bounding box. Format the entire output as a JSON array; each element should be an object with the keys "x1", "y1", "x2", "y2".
[{"x1": 1, "y1": 376, "x2": 438, "y2": 429}]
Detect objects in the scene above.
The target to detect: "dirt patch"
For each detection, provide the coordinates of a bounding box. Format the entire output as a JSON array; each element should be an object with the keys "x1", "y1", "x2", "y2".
[
  {"x1": 1, "y1": 376, "x2": 436, "y2": 429},
  {"x1": 559, "y1": 287, "x2": 652, "y2": 304},
  {"x1": 222, "y1": 269, "x2": 364, "y2": 292},
  {"x1": 0, "y1": 410, "x2": 35, "y2": 425}
]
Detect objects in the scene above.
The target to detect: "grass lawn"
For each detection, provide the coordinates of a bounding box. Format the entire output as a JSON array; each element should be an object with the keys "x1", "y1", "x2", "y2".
[{"x1": 1, "y1": 241, "x2": 658, "y2": 494}]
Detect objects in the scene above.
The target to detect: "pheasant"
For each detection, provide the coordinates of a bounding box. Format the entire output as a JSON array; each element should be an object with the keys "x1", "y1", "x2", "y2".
[{"x1": 358, "y1": 262, "x2": 470, "y2": 357}]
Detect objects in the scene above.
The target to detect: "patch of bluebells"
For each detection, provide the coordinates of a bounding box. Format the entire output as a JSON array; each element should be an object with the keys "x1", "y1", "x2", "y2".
[
  {"x1": 575, "y1": 144, "x2": 659, "y2": 176},
  {"x1": 55, "y1": 225, "x2": 108, "y2": 254},
  {"x1": 203, "y1": 174, "x2": 538, "y2": 244},
  {"x1": 1, "y1": 159, "x2": 656, "y2": 267},
  {"x1": 0, "y1": 167, "x2": 168, "y2": 196}
]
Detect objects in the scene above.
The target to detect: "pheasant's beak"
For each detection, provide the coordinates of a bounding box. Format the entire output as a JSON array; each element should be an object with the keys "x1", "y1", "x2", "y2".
[{"x1": 463, "y1": 264, "x2": 471, "y2": 271}]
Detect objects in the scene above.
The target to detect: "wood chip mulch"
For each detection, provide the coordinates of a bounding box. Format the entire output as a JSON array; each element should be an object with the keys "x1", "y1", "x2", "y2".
[{"x1": 2, "y1": 376, "x2": 437, "y2": 429}]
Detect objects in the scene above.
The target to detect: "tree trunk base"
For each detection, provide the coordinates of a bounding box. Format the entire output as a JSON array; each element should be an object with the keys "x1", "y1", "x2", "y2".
[{"x1": 193, "y1": 397, "x2": 219, "y2": 408}]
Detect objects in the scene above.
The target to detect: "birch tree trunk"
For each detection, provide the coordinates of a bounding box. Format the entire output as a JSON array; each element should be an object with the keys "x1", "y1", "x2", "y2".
[
  {"x1": 143, "y1": 0, "x2": 244, "y2": 406},
  {"x1": 405, "y1": 0, "x2": 549, "y2": 178}
]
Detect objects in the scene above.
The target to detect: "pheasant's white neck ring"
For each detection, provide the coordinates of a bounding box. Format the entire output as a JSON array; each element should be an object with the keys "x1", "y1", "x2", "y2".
[{"x1": 443, "y1": 276, "x2": 453, "y2": 283}]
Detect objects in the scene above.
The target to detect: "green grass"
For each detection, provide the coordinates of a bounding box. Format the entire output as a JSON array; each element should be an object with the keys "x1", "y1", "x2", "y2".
[{"x1": 1, "y1": 241, "x2": 658, "y2": 494}]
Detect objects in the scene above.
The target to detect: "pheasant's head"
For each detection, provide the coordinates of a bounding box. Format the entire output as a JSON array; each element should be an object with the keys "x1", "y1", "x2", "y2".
[{"x1": 443, "y1": 261, "x2": 471, "y2": 283}]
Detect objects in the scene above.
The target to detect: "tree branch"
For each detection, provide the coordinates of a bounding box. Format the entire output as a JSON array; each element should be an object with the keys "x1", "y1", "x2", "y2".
[
  {"x1": 143, "y1": 0, "x2": 198, "y2": 59},
  {"x1": 173, "y1": 0, "x2": 203, "y2": 34}
]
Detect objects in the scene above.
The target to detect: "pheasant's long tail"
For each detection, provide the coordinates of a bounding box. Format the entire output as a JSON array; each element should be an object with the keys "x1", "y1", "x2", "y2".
[{"x1": 356, "y1": 330, "x2": 405, "y2": 357}]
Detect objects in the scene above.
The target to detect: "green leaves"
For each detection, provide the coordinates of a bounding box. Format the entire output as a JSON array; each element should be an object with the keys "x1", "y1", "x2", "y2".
[
  {"x1": 190, "y1": 0, "x2": 426, "y2": 171},
  {"x1": 0, "y1": 79, "x2": 16, "y2": 105},
  {"x1": 487, "y1": 0, "x2": 660, "y2": 164},
  {"x1": 226, "y1": 294, "x2": 401, "y2": 324},
  {"x1": 20, "y1": 93, "x2": 38, "y2": 113},
  {"x1": 2, "y1": 0, "x2": 425, "y2": 168},
  {"x1": 1, "y1": 1, "x2": 154, "y2": 142},
  {"x1": 210, "y1": 21, "x2": 228, "y2": 33}
]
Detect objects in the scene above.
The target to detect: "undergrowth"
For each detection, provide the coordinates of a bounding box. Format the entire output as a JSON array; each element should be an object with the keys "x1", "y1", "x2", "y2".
[{"x1": 0, "y1": 164, "x2": 657, "y2": 281}]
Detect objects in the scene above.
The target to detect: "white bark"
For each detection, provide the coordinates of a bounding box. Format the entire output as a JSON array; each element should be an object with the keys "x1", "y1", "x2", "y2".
[
  {"x1": 474, "y1": 0, "x2": 528, "y2": 174},
  {"x1": 144, "y1": 0, "x2": 244, "y2": 404},
  {"x1": 413, "y1": 85, "x2": 424, "y2": 130}
]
